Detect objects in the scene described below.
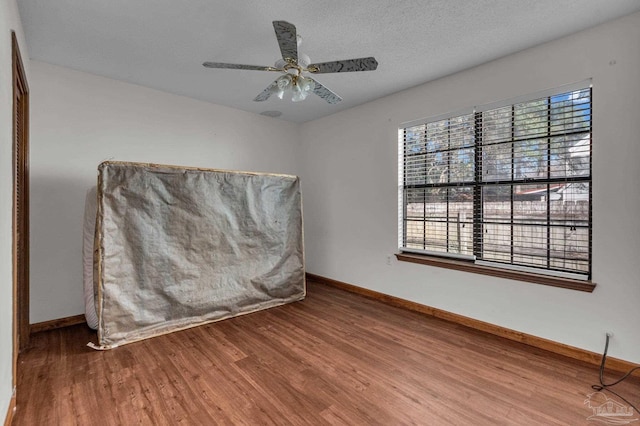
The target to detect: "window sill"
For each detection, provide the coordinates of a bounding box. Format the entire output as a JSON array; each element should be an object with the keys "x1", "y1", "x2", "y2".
[{"x1": 395, "y1": 253, "x2": 596, "y2": 293}]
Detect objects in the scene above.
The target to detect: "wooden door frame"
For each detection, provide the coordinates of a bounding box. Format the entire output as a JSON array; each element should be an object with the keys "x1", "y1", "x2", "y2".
[{"x1": 12, "y1": 30, "x2": 30, "y2": 389}]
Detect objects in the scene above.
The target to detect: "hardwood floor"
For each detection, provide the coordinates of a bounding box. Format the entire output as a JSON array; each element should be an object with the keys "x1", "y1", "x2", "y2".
[{"x1": 14, "y1": 281, "x2": 639, "y2": 425}]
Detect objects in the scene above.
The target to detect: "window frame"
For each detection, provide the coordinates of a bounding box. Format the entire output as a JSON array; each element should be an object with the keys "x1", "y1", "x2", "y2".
[{"x1": 397, "y1": 81, "x2": 595, "y2": 291}]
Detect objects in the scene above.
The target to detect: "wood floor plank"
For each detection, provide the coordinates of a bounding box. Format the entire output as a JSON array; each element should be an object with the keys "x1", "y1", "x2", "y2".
[{"x1": 14, "y1": 282, "x2": 640, "y2": 425}]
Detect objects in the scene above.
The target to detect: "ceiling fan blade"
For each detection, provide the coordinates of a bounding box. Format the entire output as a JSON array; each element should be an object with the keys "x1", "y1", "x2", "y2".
[
  {"x1": 273, "y1": 21, "x2": 298, "y2": 63},
  {"x1": 308, "y1": 57, "x2": 378, "y2": 74},
  {"x1": 203, "y1": 62, "x2": 273, "y2": 71},
  {"x1": 253, "y1": 80, "x2": 279, "y2": 102},
  {"x1": 311, "y1": 79, "x2": 342, "y2": 104}
]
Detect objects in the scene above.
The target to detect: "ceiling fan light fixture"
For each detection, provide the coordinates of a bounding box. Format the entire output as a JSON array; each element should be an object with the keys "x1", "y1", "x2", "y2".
[
  {"x1": 291, "y1": 84, "x2": 305, "y2": 102},
  {"x1": 204, "y1": 20, "x2": 377, "y2": 104},
  {"x1": 273, "y1": 74, "x2": 293, "y2": 99},
  {"x1": 290, "y1": 75, "x2": 316, "y2": 102},
  {"x1": 276, "y1": 74, "x2": 292, "y2": 89},
  {"x1": 298, "y1": 76, "x2": 315, "y2": 93}
]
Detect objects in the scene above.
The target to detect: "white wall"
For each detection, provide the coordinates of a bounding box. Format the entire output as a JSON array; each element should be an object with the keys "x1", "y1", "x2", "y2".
[
  {"x1": 29, "y1": 61, "x2": 300, "y2": 323},
  {"x1": 299, "y1": 12, "x2": 640, "y2": 363},
  {"x1": 0, "y1": 0, "x2": 29, "y2": 418}
]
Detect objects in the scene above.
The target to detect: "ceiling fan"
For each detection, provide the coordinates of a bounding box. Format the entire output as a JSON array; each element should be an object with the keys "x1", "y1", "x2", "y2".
[{"x1": 203, "y1": 20, "x2": 378, "y2": 104}]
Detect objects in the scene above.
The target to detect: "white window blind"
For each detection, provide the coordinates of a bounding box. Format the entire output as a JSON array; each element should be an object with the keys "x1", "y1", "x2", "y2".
[{"x1": 399, "y1": 84, "x2": 592, "y2": 278}]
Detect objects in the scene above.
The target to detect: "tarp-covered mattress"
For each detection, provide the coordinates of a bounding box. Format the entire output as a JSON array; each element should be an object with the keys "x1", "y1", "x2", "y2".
[{"x1": 93, "y1": 161, "x2": 305, "y2": 349}]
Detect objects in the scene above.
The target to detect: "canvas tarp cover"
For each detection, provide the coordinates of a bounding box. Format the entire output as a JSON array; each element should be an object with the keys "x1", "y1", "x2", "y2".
[{"x1": 94, "y1": 161, "x2": 305, "y2": 349}]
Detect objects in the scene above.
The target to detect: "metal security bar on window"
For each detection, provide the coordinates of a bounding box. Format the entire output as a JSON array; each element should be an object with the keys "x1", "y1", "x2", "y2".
[{"x1": 400, "y1": 86, "x2": 592, "y2": 278}]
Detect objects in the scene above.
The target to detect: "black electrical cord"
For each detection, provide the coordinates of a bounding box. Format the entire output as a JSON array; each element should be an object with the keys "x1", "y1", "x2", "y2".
[{"x1": 590, "y1": 334, "x2": 639, "y2": 412}]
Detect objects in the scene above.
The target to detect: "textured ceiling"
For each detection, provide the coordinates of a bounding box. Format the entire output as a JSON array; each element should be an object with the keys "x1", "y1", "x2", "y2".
[{"x1": 18, "y1": 0, "x2": 640, "y2": 123}]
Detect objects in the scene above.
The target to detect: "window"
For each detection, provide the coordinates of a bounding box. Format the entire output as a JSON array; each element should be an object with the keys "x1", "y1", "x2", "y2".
[{"x1": 399, "y1": 83, "x2": 592, "y2": 281}]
